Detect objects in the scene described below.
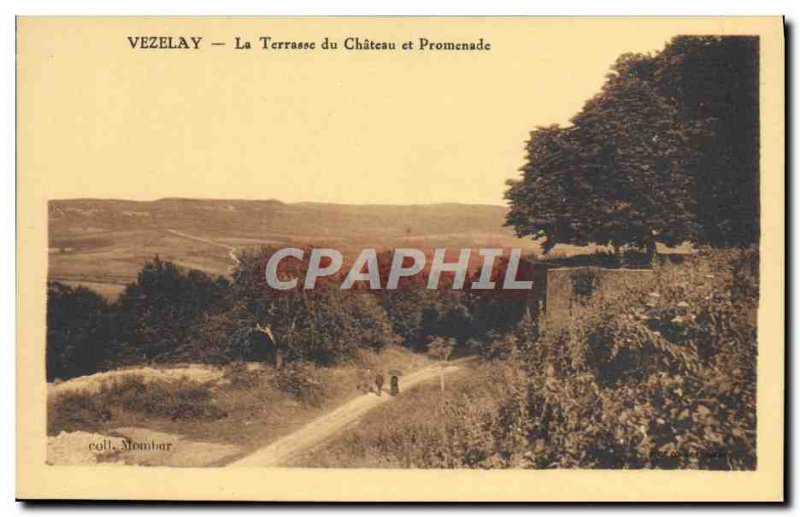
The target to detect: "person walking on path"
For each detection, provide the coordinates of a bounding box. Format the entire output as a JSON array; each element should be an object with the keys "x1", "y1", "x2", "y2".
[{"x1": 374, "y1": 373, "x2": 384, "y2": 396}]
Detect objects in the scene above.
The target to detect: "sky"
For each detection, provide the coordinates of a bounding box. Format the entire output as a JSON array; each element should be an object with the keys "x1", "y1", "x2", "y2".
[{"x1": 19, "y1": 18, "x2": 701, "y2": 205}]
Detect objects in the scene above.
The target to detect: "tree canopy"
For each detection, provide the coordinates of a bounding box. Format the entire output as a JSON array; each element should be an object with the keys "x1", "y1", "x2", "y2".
[{"x1": 505, "y1": 36, "x2": 759, "y2": 254}]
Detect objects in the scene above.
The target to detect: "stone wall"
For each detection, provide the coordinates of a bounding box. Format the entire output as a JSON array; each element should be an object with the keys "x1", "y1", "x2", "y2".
[{"x1": 533, "y1": 266, "x2": 654, "y2": 327}]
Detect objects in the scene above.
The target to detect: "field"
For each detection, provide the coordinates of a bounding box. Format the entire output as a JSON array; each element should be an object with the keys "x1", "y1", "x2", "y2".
[{"x1": 49, "y1": 198, "x2": 534, "y2": 298}]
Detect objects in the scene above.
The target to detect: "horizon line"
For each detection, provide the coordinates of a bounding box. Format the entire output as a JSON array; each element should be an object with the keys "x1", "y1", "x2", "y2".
[{"x1": 48, "y1": 197, "x2": 512, "y2": 209}]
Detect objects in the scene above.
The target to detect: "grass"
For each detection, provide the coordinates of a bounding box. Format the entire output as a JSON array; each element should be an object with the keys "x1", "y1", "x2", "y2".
[
  {"x1": 48, "y1": 375, "x2": 227, "y2": 435},
  {"x1": 286, "y1": 361, "x2": 514, "y2": 468},
  {"x1": 47, "y1": 345, "x2": 434, "y2": 455}
]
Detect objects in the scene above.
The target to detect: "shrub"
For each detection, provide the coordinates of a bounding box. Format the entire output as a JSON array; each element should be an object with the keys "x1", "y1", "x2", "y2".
[
  {"x1": 48, "y1": 375, "x2": 227, "y2": 435},
  {"x1": 272, "y1": 362, "x2": 324, "y2": 407},
  {"x1": 110, "y1": 257, "x2": 230, "y2": 365},
  {"x1": 520, "y1": 247, "x2": 757, "y2": 469},
  {"x1": 47, "y1": 391, "x2": 111, "y2": 435},
  {"x1": 223, "y1": 361, "x2": 267, "y2": 389},
  {"x1": 47, "y1": 282, "x2": 112, "y2": 381}
]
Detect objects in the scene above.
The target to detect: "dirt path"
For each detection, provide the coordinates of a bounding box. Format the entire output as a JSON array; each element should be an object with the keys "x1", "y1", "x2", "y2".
[
  {"x1": 165, "y1": 228, "x2": 241, "y2": 270},
  {"x1": 228, "y1": 358, "x2": 474, "y2": 467}
]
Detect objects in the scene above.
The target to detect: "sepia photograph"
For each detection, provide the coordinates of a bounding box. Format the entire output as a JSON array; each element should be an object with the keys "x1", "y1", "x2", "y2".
[{"x1": 16, "y1": 16, "x2": 784, "y2": 502}]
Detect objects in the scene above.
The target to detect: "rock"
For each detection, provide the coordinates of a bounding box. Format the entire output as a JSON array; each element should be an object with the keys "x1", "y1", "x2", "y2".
[{"x1": 47, "y1": 431, "x2": 126, "y2": 465}]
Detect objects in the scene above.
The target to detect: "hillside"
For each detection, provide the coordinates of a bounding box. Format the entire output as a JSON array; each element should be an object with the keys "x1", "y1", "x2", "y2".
[{"x1": 48, "y1": 198, "x2": 532, "y2": 298}]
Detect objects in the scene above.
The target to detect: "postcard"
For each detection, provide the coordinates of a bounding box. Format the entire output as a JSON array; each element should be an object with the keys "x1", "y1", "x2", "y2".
[{"x1": 16, "y1": 16, "x2": 785, "y2": 501}]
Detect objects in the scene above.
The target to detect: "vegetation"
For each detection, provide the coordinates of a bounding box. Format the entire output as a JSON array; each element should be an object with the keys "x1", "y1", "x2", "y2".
[
  {"x1": 47, "y1": 283, "x2": 113, "y2": 381},
  {"x1": 48, "y1": 246, "x2": 524, "y2": 380},
  {"x1": 48, "y1": 346, "x2": 433, "y2": 451},
  {"x1": 505, "y1": 36, "x2": 759, "y2": 254},
  {"x1": 300, "y1": 248, "x2": 757, "y2": 470},
  {"x1": 47, "y1": 36, "x2": 759, "y2": 472},
  {"x1": 48, "y1": 375, "x2": 227, "y2": 435}
]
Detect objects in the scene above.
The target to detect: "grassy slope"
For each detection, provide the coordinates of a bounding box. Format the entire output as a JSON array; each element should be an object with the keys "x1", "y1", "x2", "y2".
[
  {"x1": 286, "y1": 360, "x2": 504, "y2": 468},
  {"x1": 48, "y1": 346, "x2": 434, "y2": 457}
]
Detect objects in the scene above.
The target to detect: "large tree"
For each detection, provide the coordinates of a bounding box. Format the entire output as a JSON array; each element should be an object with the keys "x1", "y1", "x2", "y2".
[
  {"x1": 569, "y1": 52, "x2": 708, "y2": 255},
  {"x1": 506, "y1": 36, "x2": 759, "y2": 254},
  {"x1": 47, "y1": 282, "x2": 112, "y2": 380},
  {"x1": 505, "y1": 125, "x2": 592, "y2": 253},
  {"x1": 657, "y1": 36, "x2": 760, "y2": 246},
  {"x1": 110, "y1": 256, "x2": 230, "y2": 364}
]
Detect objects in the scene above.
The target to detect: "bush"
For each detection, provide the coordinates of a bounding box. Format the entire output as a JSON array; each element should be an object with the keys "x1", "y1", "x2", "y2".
[
  {"x1": 519, "y1": 247, "x2": 757, "y2": 469},
  {"x1": 223, "y1": 361, "x2": 266, "y2": 389},
  {"x1": 272, "y1": 362, "x2": 324, "y2": 407},
  {"x1": 231, "y1": 248, "x2": 399, "y2": 366},
  {"x1": 47, "y1": 282, "x2": 112, "y2": 381},
  {"x1": 47, "y1": 391, "x2": 111, "y2": 435},
  {"x1": 110, "y1": 257, "x2": 230, "y2": 365},
  {"x1": 48, "y1": 375, "x2": 227, "y2": 435},
  {"x1": 101, "y1": 375, "x2": 228, "y2": 421},
  {"x1": 315, "y1": 248, "x2": 758, "y2": 470}
]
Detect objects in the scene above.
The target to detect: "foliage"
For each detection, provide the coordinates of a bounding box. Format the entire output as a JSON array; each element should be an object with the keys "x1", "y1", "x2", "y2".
[
  {"x1": 307, "y1": 249, "x2": 758, "y2": 471},
  {"x1": 520, "y1": 248, "x2": 757, "y2": 469},
  {"x1": 296, "y1": 363, "x2": 528, "y2": 468},
  {"x1": 272, "y1": 362, "x2": 325, "y2": 407},
  {"x1": 48, "y1": 251, "x2": 400, "y2": 378},
  {"x1": 427, "y1": 336, "x2": 455, "y2": 361},
  {"x1": 658, "y1": 36, "x2": 760, "y2": 246},
  {"x1": 48, "y1": 375, "x2": 226, "y2": 435},
  {"x1": 109, "y1": 256, "x2": 230, "y2": 366},
  {"x1": 228, "y1": 248, "x2": 398, "y2": 366},
  {"x1": 177, "y1": 303, "x2": 264, "y2": 364},
  {"x1": 47, "y1": 282, "x2": 113, "y2": 381},
  {"x1": 506, "y1": 36, "x2": 759, "y2": 253}
]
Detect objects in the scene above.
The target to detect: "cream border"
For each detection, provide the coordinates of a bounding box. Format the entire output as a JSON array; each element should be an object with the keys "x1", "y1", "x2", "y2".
[{"x1": 16, "y1": 16, "x2": 784, "y2": 501}]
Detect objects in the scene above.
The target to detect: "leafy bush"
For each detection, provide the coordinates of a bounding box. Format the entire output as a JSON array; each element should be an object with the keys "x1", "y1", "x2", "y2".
[
  {"x1": 272, "y1": 362, "x2": 324, "y2": 407},
  {"x1": 231, "y1": 248, "x2": 399, "y2": 366},
  {"x1": 223, "y1": 361, "x2": 266, "y2": 389},
  {"x1": 47, "y1": 390, "x2": 111, "y2": 435},
  {"x1": 47, "y1": 282, "x2": 112, "y2": 381},
  {"x1": 100, "y1": 375, "x2": 227, "y2": 421},
  {"x1": 110, "y1": 257, "x2": 230, "y2": 366},
  {"x1": 48, "y1": 375, "x2": 227, "y2": 435},
  {"x1": 519, "y1": 247, "x2": 757, "y2": 469}
]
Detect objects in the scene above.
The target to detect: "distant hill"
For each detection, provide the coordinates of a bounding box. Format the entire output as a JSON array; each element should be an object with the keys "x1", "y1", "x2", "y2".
[{"x1": 48, "y1": 198, "x2": 533, "y2": 298}]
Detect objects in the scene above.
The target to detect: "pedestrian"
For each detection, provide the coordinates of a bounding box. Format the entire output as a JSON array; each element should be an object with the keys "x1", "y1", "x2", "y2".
[{"x1": 375, "y1": 373, "x2": 384, "y2": 396}]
